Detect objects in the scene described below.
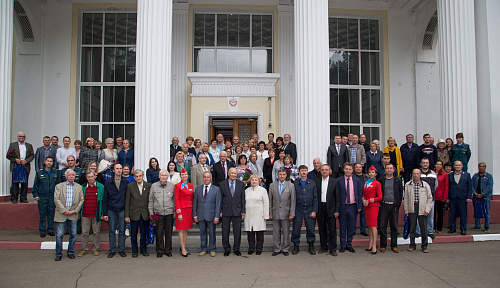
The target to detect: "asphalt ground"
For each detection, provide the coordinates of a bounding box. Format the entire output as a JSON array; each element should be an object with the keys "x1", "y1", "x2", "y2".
[{"x1": 0, "y1": 241, "x2": 498, "y2": 288}]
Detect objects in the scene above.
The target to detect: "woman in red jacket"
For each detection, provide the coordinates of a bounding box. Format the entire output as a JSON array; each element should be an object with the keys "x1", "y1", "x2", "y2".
[
  {"x1": 175, "y1": 168, "x2": 194, "y2": 257},
  {"x1": 433, "y1": 160, "x2": 449, "y2": 234},
  {"x1": 362, "y1": 166, "x2": 383, "y2": 254}
]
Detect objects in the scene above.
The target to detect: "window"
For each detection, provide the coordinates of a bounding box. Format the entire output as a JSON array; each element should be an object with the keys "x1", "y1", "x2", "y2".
[
  {"x1": 193, "y1": 13, "x2": 273, "y2": 73},
  {"x1": 329, "y1": 17, "x2": 382, "y2": 144},
  {"x1": 79, "y1": 12, "x2": 136, "y2": 143}
]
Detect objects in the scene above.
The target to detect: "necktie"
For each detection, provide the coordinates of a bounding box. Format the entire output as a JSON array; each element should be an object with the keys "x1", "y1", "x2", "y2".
[
  {"x1": 222, "y1": 162, "x2": 226, "y2": 179},
  {"x1": 230, "y1": 181, "x2": 235, "y2": 197},
  {"x1": 279, "y1": 182, "x2": 283, "y2": 196},
  {"x1": 204, "y1": 186, "x2": 208, "y2": 199},
  {"x1": 346, "y1": 177, "x2": 351, "y2": 204},
  {"x1": 336, "y1": 144, "x2": 340, "y2": 154}
]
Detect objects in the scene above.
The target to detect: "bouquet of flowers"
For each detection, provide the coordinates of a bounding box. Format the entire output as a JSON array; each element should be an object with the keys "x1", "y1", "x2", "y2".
[
  {"x1": 150, "y1": 212, "x2": 159, "y2": 226},
  {"x1": 8, "y1": 149, "x2": 28, "y2": 184},
  {"x1": 242, "y1": 168, "x2": 253, "y2": 182},
  {"x1": 285, "y1": 168, "x2": 292, "y2": 181},
  {"x1": 147, "y1": 212, "x2": 159, "y2": 245}
]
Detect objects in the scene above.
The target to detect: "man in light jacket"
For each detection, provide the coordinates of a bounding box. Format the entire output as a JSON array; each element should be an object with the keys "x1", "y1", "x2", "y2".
[
  {"x1": 404, "y1": 169, "x2": 433, "y2": 253},
  {"x1": 149, "y1": 170, "x2": 175, "y2": 258}
]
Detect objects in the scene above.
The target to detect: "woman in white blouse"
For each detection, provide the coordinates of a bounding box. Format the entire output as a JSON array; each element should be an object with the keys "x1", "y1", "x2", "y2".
[
  {"x1": 244, "y1": 175, "x2": 269, "y2": 255},
  {"x1": 166, "y1": 161, "x2": 181, "y2": 184}
]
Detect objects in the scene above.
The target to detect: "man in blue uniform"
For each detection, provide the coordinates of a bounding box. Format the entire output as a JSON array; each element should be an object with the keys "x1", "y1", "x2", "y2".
[
  {"x1": 32, "y1": 156, "x2": 58, "y2": 237},
  {"x1": 291, "y1": 165, "x2": 318, "y2": 255},
  {"x1": 450, "y1": 133, "x2": 471, "y2": 172}
]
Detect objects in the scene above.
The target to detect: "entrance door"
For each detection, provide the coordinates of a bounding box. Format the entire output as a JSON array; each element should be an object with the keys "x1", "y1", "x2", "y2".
[{"x1": 209, "y1": 117, "x2": 257, "y2": 143}]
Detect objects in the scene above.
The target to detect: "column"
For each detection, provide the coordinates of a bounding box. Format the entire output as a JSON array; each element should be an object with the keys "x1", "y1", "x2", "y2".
[
  {"x1": 294, "y1": 0, "x2": 330, "y2": 166},
  {"x1": 278, "y1": 5, "x2": 295, "y2": 137},
  {"x1": 171, "y1": 4, "x2": 189, "y2": 143},
  {"x1": 135, "y1": 0, "x2": 173, "y2": 170},
  {"x1": 438, "y1": 0, "x2": 478, "y2": 171},
  {"x1": 0, "y1": 1, "x2": 14, "y2": 197}
]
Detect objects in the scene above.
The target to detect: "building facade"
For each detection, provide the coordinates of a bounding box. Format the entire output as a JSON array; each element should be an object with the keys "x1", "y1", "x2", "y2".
[{"x1": 1, "y1": 0, "x2": 499, "y2": 195}]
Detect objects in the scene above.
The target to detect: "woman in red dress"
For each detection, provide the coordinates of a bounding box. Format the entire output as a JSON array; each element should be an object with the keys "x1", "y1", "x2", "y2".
[
  {"x1": 174, "y1": 168, "x2": 194, "y2": 257},
  {"x1": 362, "y1": 166, "x2": 383, "y2": 254}
]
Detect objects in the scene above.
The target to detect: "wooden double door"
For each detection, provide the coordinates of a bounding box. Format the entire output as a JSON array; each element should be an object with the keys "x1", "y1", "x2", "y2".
[{"x1": 209, "y1": 117, "x2": 257, "y2": 143}]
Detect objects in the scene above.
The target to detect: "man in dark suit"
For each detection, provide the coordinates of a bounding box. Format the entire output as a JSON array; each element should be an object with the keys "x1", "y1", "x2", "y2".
[
  {"x1": 400, "y1": 134, "x2": 419, "y2": 183},
  {"x1": 6, "y1": 132, "x2": 35, "y2": 203},
  {"x1": 448, "y1": 160, "x2": 472, "y2": 235},
  {"x1": 212, "y1": 151, "x2": 234, "y2": 186},
  {"x1": 220, "y1": 167, "x2": 245, "y2": 256},
  {"x1": 282, "y1": 134, "x2": 297, "y2": 164},
  {"x1": 327, "y1": 135, "x2": 349, "y2": 178},
  {"x1": 269, "y1": 168, "x2": 295, "y2": 256},
  {"x1": 125, "y1": 169, "x2": 152, "y2": 258},
  {"x1": 337, "y1": 162, "x2": 362, "y2": 253},
  {"x1": 291, "y1": 165, "x2": 318, "y2": 255},
  {"x1": 169, "y1": 136, "x2": 181, "y2": 161},
  {"x1": 193, "y1": 172, "x2": 221, "y2": 257},
  {"x1": 35, "y1": 136, "x2": 57, "y2": 172},
  {"x1": 316, "y1": 164, "x2": 341, "y2": 256}
]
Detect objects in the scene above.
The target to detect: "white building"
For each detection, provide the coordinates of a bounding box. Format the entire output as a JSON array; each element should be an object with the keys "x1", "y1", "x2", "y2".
[{"x1": 1, "y1": 0, "x2": 499, "y2": 195}]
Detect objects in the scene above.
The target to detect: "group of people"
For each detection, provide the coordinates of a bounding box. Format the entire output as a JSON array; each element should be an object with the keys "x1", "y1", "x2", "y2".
[{"x1": 5, "y1": 131, "x2": 493, "y2": 261}]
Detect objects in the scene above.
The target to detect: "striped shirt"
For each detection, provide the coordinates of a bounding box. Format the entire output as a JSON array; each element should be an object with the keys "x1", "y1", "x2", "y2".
[{"x1": 66, "y1": 182, "x2": 74, "y2": 210}]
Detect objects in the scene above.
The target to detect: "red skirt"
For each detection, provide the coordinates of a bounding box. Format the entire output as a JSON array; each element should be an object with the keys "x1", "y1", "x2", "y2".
[
  {"x1": 175, "y1": 207, "x2": 193, "y2": 230},
  {"x1": 364, "y1": 206, "x2": 379, "y2": 228}
]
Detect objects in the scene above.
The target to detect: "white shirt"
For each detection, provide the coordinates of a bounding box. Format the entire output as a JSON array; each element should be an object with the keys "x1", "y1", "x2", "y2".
[
  {"x1": 321, "y1": 177, "x2": 329, "y2": 203},
  {"x1": 18, "y1": 142, "x2": 26, "y2": 160},
  {"x1": 56, "y1": 147, "x2": 76, "y2": 170},
  {"x1": 257, "y1": 150, "x2": 269, "y2": 161}
]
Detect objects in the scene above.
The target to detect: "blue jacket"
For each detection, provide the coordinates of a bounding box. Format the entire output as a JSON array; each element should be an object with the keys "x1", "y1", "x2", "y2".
[
  {"x1": 34, "y1": 146, "x2": 57, "y2": 171},
  {"x1": 450, "y1": 143, "x2": 471, "y2": 171},
  {"x1": 103, "y1": 177, "x2": 129, "y2": 215},
  {"x1": 294, "y1": 179, "x2": 318, "y2": 213},
  {"x1": 193, "y1": 184, "x2": 221, "y2": 221},
  {"x1": 448, "y1": 172, "x2": 472, "y2": 200},
  {"x1": 400, "y1": 143, "x2": 419, "y2": 169},
  {"x1": 146, "y1": 168, "x2": 160, "y2": 184},
  {"x1": 196, "y1": 152, "x2": 215, "y2": 167},
  {"x1": 118, "y1": 149, "x2": 134, "y2": 169},
  {"x1": 365, "y1": 151, "x2": 383, "y2": 173},
  {"x1": 32, "y1": 169, "x2": 58, "y2": 197},
  {"x1": 472, "y1": 172, "x2": 493, "y2": 198},
  {"x1": 337, "y1": 176, "x2": 363, "y2": 211}
]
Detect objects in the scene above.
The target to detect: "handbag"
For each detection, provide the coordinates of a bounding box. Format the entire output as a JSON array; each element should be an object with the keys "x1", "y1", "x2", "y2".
[
  {"x1": 148, "y1": 220, "x2": 155, "y2": 244},
  {"x1": 473, "y1": 197, "x2": 488, "y2": 218},
  {"x1": 403, "y1": 215, "x2": 410, "y2": 240},
  {"x1": 12, "y1": 164, "x2": 28, "y2": 183}
]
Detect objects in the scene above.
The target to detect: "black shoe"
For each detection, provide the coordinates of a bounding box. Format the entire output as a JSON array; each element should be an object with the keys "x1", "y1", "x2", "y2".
[
  {"x1": 365, "y1": 248, "x2": 372, "y2": 251},
  {"x1": 318, "y1": 249, "x2": 328, "y2": 254},
  {"x1": 48, "y1": 232, "x2": 55, "y2": 236},
  {"x1": 308, "y1": 242, "x2": 316, "y2": 255},
  {"x1": 157, "y1": 253, "x2": 163, "y2": 258},
  {"x1": 224, "y1": 251, "x2": 230, "y2": 257},
  {"x1": 141, "y1": 251, "x2": 149, "y2": 257},
  {"x1": 67, "y1": 254, "x2": 75, "y2": 259},
  {"x1": 461, "y1": 231, "x2": 467, "y2": 235},
  {"x1": 248, "y1": 251, "x2": 254, "y2": 255},
  {"x1": 371, "y1": 251, "x2": 377, "y2": 255},
  {"x1": 165, "y1": 252, "x2": 172, "y2": 257},
  {"x1": 234, "y1": 251, "x2": 241, "y2": 256},
  {"x1": 77, "y1": 229, "x2": 82, "y2": 235},
  {"x1": 64, "y1": 230, "x2": 69, "y2": 235},
  {"x1": 119, "y1": 251, "x2": 126, "y2": 257},
  {"x1": 330, "y1": 251, "x2": 337, "y2": 256},
  {"x1": 107, "y1": 252, "x2": 115, "y2": 258},
  {"x1": 347, "y1": 247, "x2": 356, "y2": 253},
  {"x1": 256, "y1": 251, "x2": 262, "y2": 255},
  {"x1": 429, "y1": 234, "x2": 435, "y2": 239},
  {"x1": 283, "y1": 252, "x2": 289, "y2": 256},
  {"x1": 292, "y1": 244, "x2": 300, "y2": 255},
  {"x1": 272, "y1": 252, "x2": 280, "y2": 256},
  {"x1": 360, "y1": 231, "x2": 368, "y2": 236},
  {"x1": 55, "y1": 256, "x2": 62, "y2": 261},
  {"x1": 40, "y1": 233, "x2": 46, "y2": 238},
  {"x1": 339, "y1": 247, "x2": 345, "y2": 253},
  {"x1": 448, "y1": 229, "x2": 456, "y2": 233},
  {"x1": 132, "y1": 253, "x2": 138, "y2": 258}
]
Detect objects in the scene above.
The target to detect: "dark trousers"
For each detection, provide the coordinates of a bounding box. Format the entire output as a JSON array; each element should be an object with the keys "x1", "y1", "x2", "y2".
[
  {"x1": 264, "y1": 176, "x2": 273, "y2": 192},
  {"x1": 339, "y1": 204, "x2": 357, "y2": 248},
  {"x1": 11, "y1": 181, "x2": 29, "y2": 201},
  {"x1": 409, "y1": 205, "x2": 428, "y2": 249},
  {"x1": 130, "y1": 215, "x2": 148, "y2": 253},
  {"x1": 450, "y1": 198, "x2": 467, "y2": 232},
  {"x1": 247, "y1": 230, "x2": 264, "y2": 252},
  {"x1": 317, "y1": 203, "x2": 338, "y2": 252},
  {"x1": 434, "y1": 200, "x2": 445, "y2": 232},
  {"x1": 291, "y1": 208, "x2": 316, "y2": 245},
  {"x1": 358, "y1": 206, "x2": 366, "y2": 233},
  {"x1": 222, "y1": 216, "x2": 242, "y2": 252},
  {"x1": 332, "y1": 170, "x2": 343, "y2": 179},
  {"x1": 156, "y1": 214, "x2": 173, "y2": 253},
  {"x1": 37, "y1": 194, "x2": 55, "y2": 233},
  {"x1": 379, "y1": 203, "x2": 399, "y2": 248},
  {"x1": 199, "y1": 220, "x2": 216, "y2": 252}
]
